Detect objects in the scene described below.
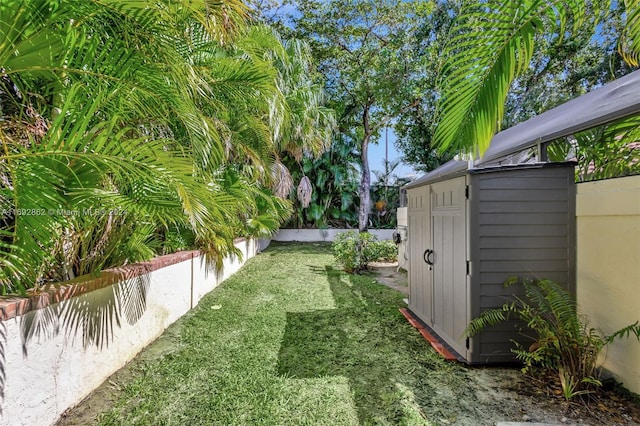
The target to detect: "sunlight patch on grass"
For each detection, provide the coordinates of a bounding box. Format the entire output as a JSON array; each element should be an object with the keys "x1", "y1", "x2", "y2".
[
  {"x1": 95, "y1": 242, "x2": 467, "y2": 425},
  {"x1": 270, "y1": 377, "x2": 359, "y2": 425}
]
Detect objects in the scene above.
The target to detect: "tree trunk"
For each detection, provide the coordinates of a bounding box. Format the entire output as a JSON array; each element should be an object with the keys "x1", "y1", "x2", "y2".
[{"x1": 358, "y1": 106, "x2": 372, "y2": 232}]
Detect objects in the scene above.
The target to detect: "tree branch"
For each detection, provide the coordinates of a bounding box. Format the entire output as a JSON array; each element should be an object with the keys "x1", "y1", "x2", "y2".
[{"x1": 371, "y1": 98, "x2": 421, "y2": 133}]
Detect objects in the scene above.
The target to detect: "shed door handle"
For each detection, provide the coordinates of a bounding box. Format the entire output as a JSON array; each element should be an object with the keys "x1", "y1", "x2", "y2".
[{"x1": 423, "y1": 249, "x2": 434, "y2": 265}]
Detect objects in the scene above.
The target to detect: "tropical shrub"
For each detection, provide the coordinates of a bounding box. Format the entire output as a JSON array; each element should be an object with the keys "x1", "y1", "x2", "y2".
[
  {"x1": 332, "y1": 231, "x2": 397, "y2": 273},
  {"x1": 365, "y1": 240, "x2": 398, "y2": 263},
  {"x1": 0, "y1": 1, "x2": 333, "y2": 294},
  {"x1": 465, "y1": 278, "x2": 640, "y2": 400},
  {"x1": 284, "y1": 136, "x2": 360, "y2": 228},
  {"x1": 332, "y1": 231, "x2": 370, "y2": 273},
  {"x1": 369, "y1": 181, "x2": 411, "y2": 229}
]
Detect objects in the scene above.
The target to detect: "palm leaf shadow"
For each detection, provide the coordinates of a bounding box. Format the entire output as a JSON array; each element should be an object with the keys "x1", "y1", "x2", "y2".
[{"x1": 20, "y1": 271, "x2": 151, "y2": 356}]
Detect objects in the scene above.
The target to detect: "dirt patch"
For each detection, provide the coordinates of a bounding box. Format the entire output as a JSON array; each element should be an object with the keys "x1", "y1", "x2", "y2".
[
  {"x1": 366, "y1": 263, "x2": 640, "y2": 426},
  {"x1": 364, "y1": 261, "x2": 408, "y2": 295}
]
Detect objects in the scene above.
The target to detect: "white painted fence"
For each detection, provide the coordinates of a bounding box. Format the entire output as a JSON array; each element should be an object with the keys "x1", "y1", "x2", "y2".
[
  {"x1": 273, "y1": 228, "x2": 395, "y2": 242},
  {"x1": 0, "y1": 239, "x2": 260, "y2": 426}
]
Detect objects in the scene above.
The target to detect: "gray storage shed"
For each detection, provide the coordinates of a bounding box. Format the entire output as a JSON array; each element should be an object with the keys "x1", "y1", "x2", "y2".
[{"x1": 404, "y1": 69, "x2": 640, "y2": 363}]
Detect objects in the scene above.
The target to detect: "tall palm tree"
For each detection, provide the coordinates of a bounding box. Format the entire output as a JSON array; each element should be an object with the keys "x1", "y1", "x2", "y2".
[
  {"x1": 432, "y1": 1, "x2": 640, "y2": 157},
  {"x1": 276, "y1": 38, "x2": 336, "y2": 161}
]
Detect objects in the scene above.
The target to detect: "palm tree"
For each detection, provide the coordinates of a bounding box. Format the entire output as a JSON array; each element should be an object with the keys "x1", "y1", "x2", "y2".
[
  {"x1": 214, "y1": 25, "x2": 335, "y2": 204},
  {"x1": 432, "y1": 1, "x2": 640, "y2": 157},
  {"x1": 0, "y1": 0, "x2": 305, "y2": 292}
]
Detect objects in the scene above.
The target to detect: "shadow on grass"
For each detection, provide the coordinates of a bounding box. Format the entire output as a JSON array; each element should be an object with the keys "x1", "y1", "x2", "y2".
[
  {"x1": 277, "y1": 265, "x2": 441, "y2": 424},
  {"x1": 264, "y1": 241, "x2": 332, "y2": 255}
]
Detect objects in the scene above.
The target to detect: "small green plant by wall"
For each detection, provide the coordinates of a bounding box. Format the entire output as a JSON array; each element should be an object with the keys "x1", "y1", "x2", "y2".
[
  {"x1": 465, "y1": 278, "x2": 640, "y2": 401},
  {"x1": 332, "y1": 231, "x2": 398, "y2": 273}
]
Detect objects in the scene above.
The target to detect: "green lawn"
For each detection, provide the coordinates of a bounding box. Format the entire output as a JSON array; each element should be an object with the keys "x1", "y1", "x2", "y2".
[{"x1": 93, "y1": 242, "x2": 503, "y2": 425}]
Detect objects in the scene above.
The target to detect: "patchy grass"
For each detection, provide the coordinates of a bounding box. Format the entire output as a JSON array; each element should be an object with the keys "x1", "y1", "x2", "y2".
[{"x1": 60, "y1": 242, "x2": 639, "y2": 425}]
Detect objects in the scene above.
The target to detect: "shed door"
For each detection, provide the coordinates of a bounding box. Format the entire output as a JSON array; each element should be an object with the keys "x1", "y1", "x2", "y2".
[
  {"x1": 407, "y1": 185, "x2": 432, "y2": 326},
  {"x1": 430, "y1": 177, "x2": 468, "y2": 357}
]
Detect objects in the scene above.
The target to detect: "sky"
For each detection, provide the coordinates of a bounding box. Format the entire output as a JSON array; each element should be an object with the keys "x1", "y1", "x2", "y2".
[{"x1": 368, "y1": 128, "x2": 420, "y2": 184}]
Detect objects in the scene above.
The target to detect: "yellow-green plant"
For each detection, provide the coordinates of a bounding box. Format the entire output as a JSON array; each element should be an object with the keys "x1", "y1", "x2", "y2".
[{"x1": 332, "y1": 231, "x2": 397, "y2": 273}]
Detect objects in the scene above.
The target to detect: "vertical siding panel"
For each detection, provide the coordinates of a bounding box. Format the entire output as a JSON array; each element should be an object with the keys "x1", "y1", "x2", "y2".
[
  {"x1": 430, "y1": 177, "x2": 467, "y2": 356},
  {"x1": 472, "y1": 165, "x2": 575, "y2": 362},
  {"x1": 407, "y1": 185, "x2": 432, "y2": 326}
]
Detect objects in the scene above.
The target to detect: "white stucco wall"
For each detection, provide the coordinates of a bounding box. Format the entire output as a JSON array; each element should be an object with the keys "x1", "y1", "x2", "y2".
[
  {"x1": 0, "y1": 238, "x2": 258, "y2": 426},
  {"x1": 576, "y1": 176, "x2": 640, "y2": 395},
  {"x1": 274, "y1": 228, "x2": 395, "y2": 242}
]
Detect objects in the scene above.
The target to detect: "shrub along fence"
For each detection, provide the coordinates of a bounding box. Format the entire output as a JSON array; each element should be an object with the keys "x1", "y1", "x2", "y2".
[
  {"x1": 0, "y1": 238, "x2": 260, "y2": 426},
  {"x1": 273, "y1": 228, "x2": 395, "y2": 242}
]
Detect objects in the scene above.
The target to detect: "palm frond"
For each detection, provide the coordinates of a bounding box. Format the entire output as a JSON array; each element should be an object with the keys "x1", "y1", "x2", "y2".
[
  {"x1": 0, "y1": 0, "x2": 314, "y2": 291},
  {"x1": 1, "y1": 84, "x2": 226, "y2": 290},
  {"x1": 619, "y1": 0, "x2": 640, "y2": 66},
  {"x1": 465, "y1": 307, "x2": 510, "y2": 337},
  {"x1": 605, "y1": 321, "x2": 640, "y2": 344},
  {"x1": 433, "y1": 0, "x2": 609, "y2": 156}
]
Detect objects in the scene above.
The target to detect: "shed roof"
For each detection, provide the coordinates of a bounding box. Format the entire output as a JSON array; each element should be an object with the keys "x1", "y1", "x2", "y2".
[
  {"x1": 405, "y1": 69, "x2": 640, "y2": 189},
  {"x1": 404, "y1": 160, "x2": 467, "y2": 189}
]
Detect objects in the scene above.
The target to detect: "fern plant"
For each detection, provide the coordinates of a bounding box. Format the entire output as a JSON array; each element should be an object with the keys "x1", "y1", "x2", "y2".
[{"x1": 466, "y1": 278, "x2": 640, "y2": 400}]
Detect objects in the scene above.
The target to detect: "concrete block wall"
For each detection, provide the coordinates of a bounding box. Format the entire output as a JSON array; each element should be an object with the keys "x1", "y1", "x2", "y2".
[
  {"x1": 273, "y1": 228, "x2": 395, "y2": 242},
  {"x1": 576, "y1": 175, "x2": 640, "y2": 394},
  {"x1": 0, "y1": 238, "x2": 258, "y2": 426}
]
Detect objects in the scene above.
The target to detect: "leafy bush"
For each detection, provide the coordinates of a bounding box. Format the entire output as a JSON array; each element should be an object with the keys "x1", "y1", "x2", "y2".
[
  {"x1": 466, "y1": 278, "x2": 640, "y2": 400},
  {"x1": 332, "y1": 231, "x2": 371, "y2": 273},
  {"x1": 332, "y1": 231, "x2": 397, "y2": 273},
  {"x1": 366, "y1": 240, "x2": 398, "y2": 262}
]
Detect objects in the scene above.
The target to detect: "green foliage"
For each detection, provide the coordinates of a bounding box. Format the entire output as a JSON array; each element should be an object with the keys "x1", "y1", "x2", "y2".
[
  {"x1": 548, "y1": 114, "x2": 640, "y2": 181},
  {"x1": 466, "y1": 278, "x2": 640, "y2": 400},
  {"x1": 393, "y1": 1, "x2": 458, "y2": 172},
  {"x1": 284, "y1": 135, "x2": 360, "y2": 228},
  {"x1": 0, "y1": 1, "x2": 330, "y2": 293},
  {"x1": 382, "y1": 1, "x2": 636, "y2": 173},
  {"x1": 431, "y1": 0, "x2": 640, "y2": 158},
  {"x1": 332, "y1": 231, "x2": 397, "y2": 273},
  {"x1": 332, "y1": 231, "x2": 370, "y2": 273},
  {"x1": 368, "y1": 185, "x2": 401, "y2": 229},
  {"x1": 369, "y1": 159, "x2": 412, "y2": 229},
  {"x1": 365, "y1": 240, "x2": 398, "y2": 263},
  {"x1": 285, "y1": 0, "x2": 434, "y2": 231},
  {"x1": 620, "y1": 0, "x2": 640, "y2": 66}
]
